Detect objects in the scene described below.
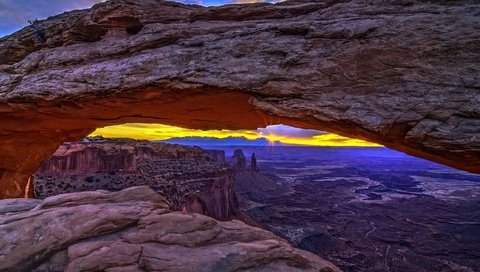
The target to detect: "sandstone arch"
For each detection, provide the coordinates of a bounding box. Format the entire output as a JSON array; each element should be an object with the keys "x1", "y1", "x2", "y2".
[{"x1": 0, "y1": 0, "x2": 479, "y2": 198}]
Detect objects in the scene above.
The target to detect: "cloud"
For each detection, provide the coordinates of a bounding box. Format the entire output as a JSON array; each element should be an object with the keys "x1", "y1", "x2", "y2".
[
  {"x1": 258, "y1": 124, "x2": 326, "y2": 139},
  {"x1": 92, "y1": 123, "x2": 380, "y2": 147}
]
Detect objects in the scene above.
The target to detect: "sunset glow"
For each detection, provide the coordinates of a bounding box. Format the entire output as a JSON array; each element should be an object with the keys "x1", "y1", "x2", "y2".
[{"x1": 91, "y1": 123, "x2": 381, "y2": 147}]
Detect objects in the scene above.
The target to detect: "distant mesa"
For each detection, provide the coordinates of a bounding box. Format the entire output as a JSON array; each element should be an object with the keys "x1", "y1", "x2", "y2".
[
  {"x1": 33, "y1": 137, "x2": 264, "y2": 222},
  {"x1": 83, "y1": 135, "x2": 143, "y2": 143},
  {"x1": 160, "y1": 136, "x2": 285, "y2": 147},
  {"x1": 33, "y1": 138, "x2": 240, "y2": 221},
  {"x1": 83, "y1": 135, "x2": 107, "y2": 142}
]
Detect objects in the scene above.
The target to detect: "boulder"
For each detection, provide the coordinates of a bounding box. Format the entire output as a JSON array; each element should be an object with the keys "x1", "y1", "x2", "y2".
[{"x1": 0, "y1": 186, "x2": 340, "y2": 272}]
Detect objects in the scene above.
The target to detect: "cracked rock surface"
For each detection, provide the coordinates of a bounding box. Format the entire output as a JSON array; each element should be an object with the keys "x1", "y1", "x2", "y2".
[
  {"x1": 0, "y1": 186, "x2": 340, "y2": 272},
  {"x1": 0, "y1": 0, "x2": 479, "y2": 197}
]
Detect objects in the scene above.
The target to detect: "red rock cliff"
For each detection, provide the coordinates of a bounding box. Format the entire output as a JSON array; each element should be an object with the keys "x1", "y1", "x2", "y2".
[{"x1": 33, "y1": 139, "x2": 240, "y2": 221}]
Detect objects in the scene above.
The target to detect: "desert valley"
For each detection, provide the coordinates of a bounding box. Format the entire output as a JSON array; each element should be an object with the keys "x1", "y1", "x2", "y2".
[{"x1": 28, "y1": 137, "x2": 480, "y2": 272}]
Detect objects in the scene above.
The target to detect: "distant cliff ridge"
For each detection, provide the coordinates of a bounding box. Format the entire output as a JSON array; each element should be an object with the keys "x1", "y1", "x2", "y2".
[
  {"x1": 33, "y1": 139, "x2": 239, "y2": 221},
  {"x1": 36, "y1": 136, "x2": 220, "y2": 175},
  {"x1": 204, "y1": 149, "x2": 227, "y2": 164},
  {"x1": 161, "y1": 136, "x2": 284, "y2": 147}
]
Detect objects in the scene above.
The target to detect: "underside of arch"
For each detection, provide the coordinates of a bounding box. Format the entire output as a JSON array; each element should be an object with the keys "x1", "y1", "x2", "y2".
[{"x1": 0, "y1": 0, "x2": 479, "y2": 198}]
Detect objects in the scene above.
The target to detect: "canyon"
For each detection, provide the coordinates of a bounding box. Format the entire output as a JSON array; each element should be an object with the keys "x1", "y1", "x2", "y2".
[
  {"x1": 6, "y1": 138, "x2": 347, "y2": 271},
  {"x1": 33, "y1": 137, "x2": 240, "y2": 221},
  {"x1": 0, "y1": 0, "x2": 479, "y2": 198},
  {"x1": 231, "y1": 146, "x2": 480, "y2": 272},
  {"x1": 23, "y1": 139, "x2": 480, "y2": 271}
]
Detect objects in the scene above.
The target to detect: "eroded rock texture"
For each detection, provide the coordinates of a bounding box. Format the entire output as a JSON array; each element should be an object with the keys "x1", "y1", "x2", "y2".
[
  {"x1": 0, "y1": 186, "x2": 340, "y2": 272},
  {"x1": 0, "y1": 0, "x2": 479, "y2": 197},
  {"x1": 33, "y1": 138, "x2": 240, "y2": 221}
]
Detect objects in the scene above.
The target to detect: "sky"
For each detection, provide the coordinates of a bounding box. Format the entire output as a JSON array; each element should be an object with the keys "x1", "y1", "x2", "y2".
[
  {"x1": 93, "y1": 124, "x2": 381, "y2": 147},
  {"x1": 0, "y1": 0, "x2": 279, "y2": 37},
  {"x1": 0, "y1": 0, "x2": 105, "y2": 37},
  {"x1": 0, "y1": 0, "x2": 379, "y2": 147}
]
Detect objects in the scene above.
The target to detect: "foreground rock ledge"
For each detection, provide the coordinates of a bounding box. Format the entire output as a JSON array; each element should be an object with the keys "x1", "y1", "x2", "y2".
[
  {"x1": 0, "y1": 186, "x2": 340, "y2": 272},
  {"x1": 0, "y1": 0, "x2": 479, "y2": 197}
]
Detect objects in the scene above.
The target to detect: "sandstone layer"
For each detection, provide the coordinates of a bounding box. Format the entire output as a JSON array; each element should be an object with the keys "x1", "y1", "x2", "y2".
[
  {"x1": 33, "y1": 138, "x2": 239, "y2": 221},
  {"x1": 0, "y1": 186, "x2": 340, "y2": 271},
  {"x1": 1, "y1": 0, "x2": 479, "y2": 197}
]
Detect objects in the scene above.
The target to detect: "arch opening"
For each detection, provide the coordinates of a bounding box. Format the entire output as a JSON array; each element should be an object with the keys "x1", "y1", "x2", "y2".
[
  {"x1": 29, "y1": 121, "x2": 480, "y2": 271},
  {"x1": 0, "y1": 87, "x2": 479, "y2": 199},
  {"x1": 1, "y1": 0, "x2": 479, "y2": 199},
  {"x1": 28, "y1": 121, "x2": 380, "y2": 218}
]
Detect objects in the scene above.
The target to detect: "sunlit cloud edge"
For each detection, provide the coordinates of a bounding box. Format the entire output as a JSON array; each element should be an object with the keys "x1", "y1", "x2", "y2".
[{"x1": 91, "y1": 123, "x2": 382, "y2": 147}]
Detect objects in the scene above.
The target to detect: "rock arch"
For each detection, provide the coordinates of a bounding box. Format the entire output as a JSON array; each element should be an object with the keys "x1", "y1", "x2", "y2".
[{"x1": 0, "y1": 0, "x2": 479, "y2": 198}]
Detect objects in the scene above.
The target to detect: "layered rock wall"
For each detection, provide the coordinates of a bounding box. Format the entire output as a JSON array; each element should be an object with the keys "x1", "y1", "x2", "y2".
[
  {"x1": 204, "y1": 149, "x2": 227, "y2": 164},
  {"x1": 35, "y1": 139, "x2": 206, "y2": 174},
  {"x1": 33, "y1": 140, "x2": 239, "y2": 220}
]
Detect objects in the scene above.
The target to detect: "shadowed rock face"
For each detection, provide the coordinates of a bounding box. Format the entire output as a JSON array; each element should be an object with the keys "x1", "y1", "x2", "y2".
[
  {"x1": 232, "y1": 149, "x2": 248, "y2": 171},
  {"x1": 0, "y1": 186, "x2": 340, "y2": 271},
  {"x1": 1, "y1": 0, "x2": 479, "y2": 197}
]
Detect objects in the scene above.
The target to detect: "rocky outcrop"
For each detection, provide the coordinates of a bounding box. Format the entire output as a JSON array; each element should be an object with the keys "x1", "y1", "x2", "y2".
[
  {"x1": 35, "y1": 138, "x2": 206, "y2": 175},
  {"x1": 0, "y1": 186, "x2": 340, "y2": 271},
  {"x1": 231, "y1": 150, "x2": 258, "y2": 172},
  {"x1": 204, "y1": 149, "x2": 227, "y2": 164},
  {"x1": 33, "y1": 139, "x2": 239, "y2": 221},
  {"x1": 251, "y1": 153, "x2": 258, "y2": 172},
  {"x1": 232, "y1": 149, "x2": 248, "y2": 171},
  {"x1": 0, "y1": 0, "x2": 479, "y2": 197}
]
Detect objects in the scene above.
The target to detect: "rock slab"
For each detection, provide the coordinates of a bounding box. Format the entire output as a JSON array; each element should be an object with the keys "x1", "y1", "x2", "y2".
[{"x1": 0, "y1": 186, "x2": 340, "y2": 272}]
